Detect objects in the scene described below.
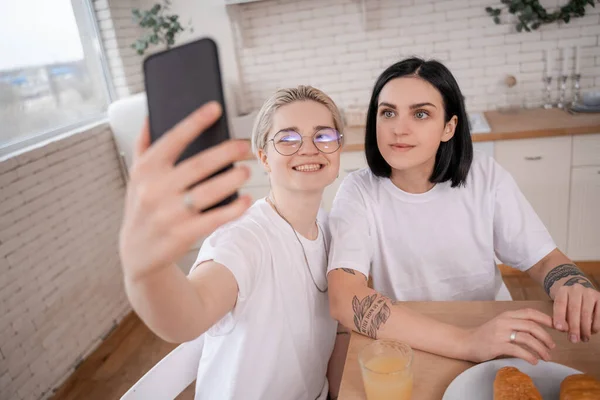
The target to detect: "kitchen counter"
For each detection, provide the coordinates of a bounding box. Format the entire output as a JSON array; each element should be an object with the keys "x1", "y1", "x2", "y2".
[{"x1": 339, "y1": 301, "x2": 600, "y2": 400}]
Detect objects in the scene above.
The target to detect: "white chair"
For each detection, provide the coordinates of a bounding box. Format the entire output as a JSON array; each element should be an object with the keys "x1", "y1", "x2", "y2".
[
  {"x1": 109, "y1": 96, "x2": 204, "y2": 399},
  {"x1": 107, "y1": 92, "x2": 148, "y2": 172},
  {"x1": 120, "y1": 335, "x2": 204, "y2": 400}
]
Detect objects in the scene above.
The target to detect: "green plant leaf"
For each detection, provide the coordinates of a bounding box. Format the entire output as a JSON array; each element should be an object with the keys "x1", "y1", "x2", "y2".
[
  {"x1": 493, "y1": 16, "x2": 501, "y2": 24},
  {"x1": 132, "y1": 2, "x2": 193, "y2": 53},
  {"x1": 485, "y1": 0, "x2": 595, "y2": 32}
]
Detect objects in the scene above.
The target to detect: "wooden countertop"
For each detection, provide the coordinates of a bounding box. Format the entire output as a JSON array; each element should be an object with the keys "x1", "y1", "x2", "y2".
[
  {"x1": 478, "y1": 108, "x2": 600, "y2": 141},
  {"x1": 339, "y1": 301, "x2": 600, "y2": 400}
]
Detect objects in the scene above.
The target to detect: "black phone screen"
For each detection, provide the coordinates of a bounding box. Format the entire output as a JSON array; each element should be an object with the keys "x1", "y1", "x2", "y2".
[{"x1": 143, "y1": 37, "x2": 237, "y2": 209}]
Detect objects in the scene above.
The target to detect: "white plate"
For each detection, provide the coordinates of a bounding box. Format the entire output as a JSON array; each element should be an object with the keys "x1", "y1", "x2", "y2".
[{"x1": 442, "y1": 358, "x2": 582, "y2": 400}]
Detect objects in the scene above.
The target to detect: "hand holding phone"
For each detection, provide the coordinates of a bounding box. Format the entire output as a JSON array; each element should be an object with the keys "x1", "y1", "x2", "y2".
[
  {"x1": 143, "y1": 37, "x2": 238, "y2": 209},
  {"x1": 119, "y1": 102, "x2": 252, "y2": 283}
]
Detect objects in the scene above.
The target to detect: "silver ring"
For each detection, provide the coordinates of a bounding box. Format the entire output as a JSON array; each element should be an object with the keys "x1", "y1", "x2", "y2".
[
  {"x1": 182, "y1": 191, "x2": 195, "y2": 212},
  {"x1": 510, "y1": 331, "x2": 518, "y2": 343}
]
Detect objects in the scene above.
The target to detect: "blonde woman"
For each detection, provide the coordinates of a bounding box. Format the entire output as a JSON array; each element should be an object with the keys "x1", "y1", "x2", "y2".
[{"x1": 119, "y1": 86, "x2": 348, "y2": 400}]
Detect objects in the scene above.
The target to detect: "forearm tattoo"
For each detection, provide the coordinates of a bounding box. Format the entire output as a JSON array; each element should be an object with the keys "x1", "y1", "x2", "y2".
[
  {"x1": 352, "y1": 294, "x2": 391, "y2": 339},
  {"x1": 563, "y1": 276, "x2": 594, "y2": 289},
  {"x1": 543, "y1": 264, "x2": 592, "y2": 295}
]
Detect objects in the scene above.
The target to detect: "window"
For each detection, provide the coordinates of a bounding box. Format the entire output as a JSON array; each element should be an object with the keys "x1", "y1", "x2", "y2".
[{"x1": 0, "y1": 0, "x2": 113, "y2": 154}]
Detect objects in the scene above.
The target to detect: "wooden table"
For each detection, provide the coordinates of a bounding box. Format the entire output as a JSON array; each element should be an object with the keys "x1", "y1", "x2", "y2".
[{"x1": 339, "y1": 301, "x2": 600, "y2": 400}]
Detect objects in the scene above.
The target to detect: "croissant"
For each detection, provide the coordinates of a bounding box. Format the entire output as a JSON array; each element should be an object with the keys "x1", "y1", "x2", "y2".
[
  {"x1": 560, "y1": 374, "x2": 600, "y2": 400},
  {"x1": 493, "y1": 366, "x2": 542, "y2": 400}
]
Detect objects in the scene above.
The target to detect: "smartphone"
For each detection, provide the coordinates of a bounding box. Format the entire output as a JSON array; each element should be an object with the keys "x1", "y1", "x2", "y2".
[{"x1": 143, "y1": 37, "x2": 237, "y2": 210}]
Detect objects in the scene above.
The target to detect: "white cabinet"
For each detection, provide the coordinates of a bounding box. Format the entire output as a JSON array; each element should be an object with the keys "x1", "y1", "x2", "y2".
[
  {"x1": 494, "y1": 136, "x2": 572, "y2": 253},
  {"x1": 237, "y1": 159, "x2": 269, "y2": 187},
  {"x1": 567, "y1": 134, "x2": 600, "y2": 260},
  {"x1": 473, "y1": 141, "x2": 495, "y2": 158},
  {"x1": 572, "y1": 133, "x2": 600, "y2": 166},
  {"x1": 322, "y1": 151, "x2": 368, "y2": 211},
  {"x1": 237, "y1": 158, "x2": 270, "y2": 204},
  {"x1": 567, "y1": 166, "x2": 600, "y2": 260}
]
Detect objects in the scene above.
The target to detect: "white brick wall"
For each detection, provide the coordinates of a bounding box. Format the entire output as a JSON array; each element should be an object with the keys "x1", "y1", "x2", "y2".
[
  {"x1": 0, "y1": 125, "x2": 129, "y2": 400},
  {"x1": 95, "y1": 0, "x2": 148, "y2": 99},
  {"x1": 234, "y1": 0, "x2": 600, "y2": 112},
  {"x1": 0, "y1": 1, "x2": 155, "y2": 398}
]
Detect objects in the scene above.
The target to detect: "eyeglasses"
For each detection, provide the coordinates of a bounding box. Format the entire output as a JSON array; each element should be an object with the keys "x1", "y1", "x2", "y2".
[{"x1": 264, "y1": 128, "x2": 343, "y2": 156}]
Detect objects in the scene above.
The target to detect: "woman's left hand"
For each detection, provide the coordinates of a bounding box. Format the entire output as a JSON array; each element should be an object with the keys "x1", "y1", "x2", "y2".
[{"x1": 552, "y1": 279, "x2": 600, "y2": 343}]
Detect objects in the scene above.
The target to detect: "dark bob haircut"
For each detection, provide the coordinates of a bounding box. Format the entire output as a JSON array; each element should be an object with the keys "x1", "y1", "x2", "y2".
[{"x1": 365, "y1": 57, "x2": 473, "y2": 188}]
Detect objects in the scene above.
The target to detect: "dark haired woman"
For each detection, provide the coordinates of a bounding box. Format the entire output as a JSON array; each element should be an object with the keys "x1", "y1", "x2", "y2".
[{"x1": 327, "y1": 58, "x2": 599, "y2": 365}]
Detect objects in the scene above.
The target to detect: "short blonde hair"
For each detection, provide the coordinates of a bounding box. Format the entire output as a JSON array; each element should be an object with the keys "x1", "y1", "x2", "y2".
[{"x1": 251, "y1": 85, "x2": 344, "y2": 156}]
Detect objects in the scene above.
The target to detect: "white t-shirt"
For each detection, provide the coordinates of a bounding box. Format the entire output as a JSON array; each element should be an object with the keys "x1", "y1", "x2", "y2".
[
  {"x1": 328, "y1": 151, "x2": 556, "y2": 301},
  {"x1": 190, "y1": 198, "x2": 336, "y2": 400}
]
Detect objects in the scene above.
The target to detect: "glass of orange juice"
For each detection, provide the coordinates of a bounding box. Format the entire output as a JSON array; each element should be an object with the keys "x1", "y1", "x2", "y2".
[{"x1": 358, "y1": 340, "x2": 413, "y2": 400}]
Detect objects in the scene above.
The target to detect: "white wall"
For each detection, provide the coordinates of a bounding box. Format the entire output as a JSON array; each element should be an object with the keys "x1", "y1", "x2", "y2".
[
  {"x1": 96, "y1": 0, "x2": 147, "y2": 98},
  {"x1": 232, "y1": 0, "x2": 600, "y2": 112},
  {"x1": 0, "y1": 124, "x2": 129, "y2": 400},
  {"x1": 166, "y1": 0, "x2": 245, "y2": 116}
]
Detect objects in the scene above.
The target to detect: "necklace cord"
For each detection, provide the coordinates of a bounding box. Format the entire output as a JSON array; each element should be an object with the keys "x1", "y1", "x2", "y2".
[{"x1": 266, "y1": 195, "x2": 328, "y2": 293}]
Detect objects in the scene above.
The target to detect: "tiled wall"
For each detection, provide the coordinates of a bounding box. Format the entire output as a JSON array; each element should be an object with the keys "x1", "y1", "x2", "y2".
[
  {"x1": 234, "y1": 0, "x2": 600, "y2": 112},
  {"x1": 0, "y1": 124, "x2": 129, "y2": 400}
]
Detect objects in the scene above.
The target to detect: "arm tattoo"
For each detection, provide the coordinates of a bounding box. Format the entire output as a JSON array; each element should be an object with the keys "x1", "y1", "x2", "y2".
[
  {"x1": 352, "y1": 294, "x2": 391, "y2": 339},
  {"x1": 543, "y1": 263, "x2": 588, "y2": 295},
  {"x1": 563, "y1": 276, "x2": 594, "y2": 289},
  {"x1": 340, "y1": 268, "x2": 368, "y2": 281}
]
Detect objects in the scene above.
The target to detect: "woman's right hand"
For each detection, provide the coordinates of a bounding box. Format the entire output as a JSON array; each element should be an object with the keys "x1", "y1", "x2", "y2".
[
  {"x1": 461, "y1": 308, "x2": 556, "y2": 365},
  {"x1": 119, "y1": 102, "x2": 252, "y2": 283}
]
